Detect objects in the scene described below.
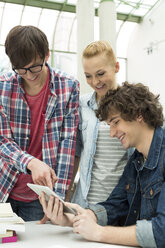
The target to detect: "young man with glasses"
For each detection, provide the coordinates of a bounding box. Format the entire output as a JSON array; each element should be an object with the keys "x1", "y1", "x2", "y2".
[{"x1": 0, "y1": 25, "x2": 79, "y2": 221}]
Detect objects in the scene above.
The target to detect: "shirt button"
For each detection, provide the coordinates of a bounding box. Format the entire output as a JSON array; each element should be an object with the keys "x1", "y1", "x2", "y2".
[
  {"x1": 150, "y1": 188, "x2": 153, "y2": 196},
  {"x1": 126, "y1": 184, "x2": 130, "y2": 190}
]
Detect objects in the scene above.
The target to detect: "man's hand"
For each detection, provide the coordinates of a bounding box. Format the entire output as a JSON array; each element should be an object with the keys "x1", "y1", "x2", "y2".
[
  {"x1": 27, "y1": 158, "x2": 58, "y2": 189},
  {"x1": 65, "y1": 202, "x2": 101, "y2": 241},
  {"x1": 38, "y1": 214, "x2": 49, "y2": 224},
  {"x1": 39, "y1": 193, "x2": 74, "y2": 226}
]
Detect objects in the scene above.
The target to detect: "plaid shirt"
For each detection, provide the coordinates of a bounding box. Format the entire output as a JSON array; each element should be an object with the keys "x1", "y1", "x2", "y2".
[{"x1": 0, "y1": 64, "x2": 79, "y2": 202}]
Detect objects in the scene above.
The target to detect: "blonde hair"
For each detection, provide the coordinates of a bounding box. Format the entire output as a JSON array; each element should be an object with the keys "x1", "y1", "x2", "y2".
[{"x1": 82, "y1": 40, "x2": 116, "y2": 65}]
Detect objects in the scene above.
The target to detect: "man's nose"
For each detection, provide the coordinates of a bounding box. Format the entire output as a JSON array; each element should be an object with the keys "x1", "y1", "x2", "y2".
[
  {"x1": 110, "y1": 127, "x2": 116, "y2": 138},
  {"x1": 26, "y1": 70, "x2": 33, "y2": 78}
]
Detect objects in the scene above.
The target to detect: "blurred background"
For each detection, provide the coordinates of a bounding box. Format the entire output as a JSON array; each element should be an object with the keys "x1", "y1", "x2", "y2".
[{"x1": 0, "y1": 0, "x2": 164, "y2": 106}]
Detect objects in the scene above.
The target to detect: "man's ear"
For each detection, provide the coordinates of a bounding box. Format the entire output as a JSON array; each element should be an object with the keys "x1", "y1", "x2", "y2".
[
  {"x1": 115, "y1": 61, "x2": 120, "y2": 73},
  {"x1": 137, "y1": 114, "x2": 143, "y2": 123},
  {"x1": 45, "y1": 50, "x2": 50, "y2": 62}
]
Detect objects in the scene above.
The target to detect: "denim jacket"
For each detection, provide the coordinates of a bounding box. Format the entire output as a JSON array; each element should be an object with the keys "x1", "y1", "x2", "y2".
[
  {"x1": 90, "y1": 127, "x2": 165, "y2": 248},
  {"x1": 72, "y1": 92, "x2": 132, "y2": 208},
  {"x1": 72, "y1": 92, "x2": 99, "y2": 207}
]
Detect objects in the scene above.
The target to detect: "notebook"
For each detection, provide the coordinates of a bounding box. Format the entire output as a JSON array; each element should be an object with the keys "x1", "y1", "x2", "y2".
[
  {"x1": 0, "y1": 203, "x2": 13, "y2": 217},
  {"x1": 0, "y1": 231, "x2": 17, "y2": 243}
]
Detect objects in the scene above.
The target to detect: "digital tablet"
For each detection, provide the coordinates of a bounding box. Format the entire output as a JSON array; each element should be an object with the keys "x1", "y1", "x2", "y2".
[{"x1": 27, "y1": 183, "x2": 77, "y2": 215}]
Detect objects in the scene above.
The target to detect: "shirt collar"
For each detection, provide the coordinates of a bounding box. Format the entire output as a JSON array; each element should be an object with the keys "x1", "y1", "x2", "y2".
[
  {"x1": 134, "y1": 127, "x2": 164, "y2": 170},
  {"x1": 144, "y1": 126, "x2": 164, "y2": 170},
  {"x1": 87, "y1": 91, "x2": 98, "y2": 110},
  {"x1": 44, "y1": 63, "x2": 57, "y2": 97}
]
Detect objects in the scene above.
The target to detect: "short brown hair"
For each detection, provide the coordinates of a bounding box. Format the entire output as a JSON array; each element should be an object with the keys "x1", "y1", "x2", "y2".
[
  {"x1": 82, "y1": 40, "x2": 116, "y2": 66},
  {"x1": 96, "y1": 82, "x2": 164, "y2": 128},
  {"x1": 5, "y1": 25, "x2": 49, "y2": 68}
]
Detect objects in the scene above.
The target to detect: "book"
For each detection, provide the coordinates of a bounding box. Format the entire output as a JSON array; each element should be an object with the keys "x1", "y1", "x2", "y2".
[
  {"x1": 0, "y1": 222, "x2": 25, "y2": 233},
  {"x1": 0, "y1": 212, "x2": 25, "y2": 223},
  {"x1": 0, "y1": 203, "x2": 13, "y2": 217},
  {"x1": 0, "y1": 230, "x2": 13, "y2": 238},
  {"x1": 0, "y1": 203, "x2": 25, "y2": 235},
  {"x1": 0, "y1": 231, "x2": 17, "y2": 243}
]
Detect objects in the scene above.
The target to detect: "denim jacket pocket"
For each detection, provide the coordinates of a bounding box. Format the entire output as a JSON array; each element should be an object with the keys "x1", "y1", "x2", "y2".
[
  {"x1": 142, "y1": 181, "x2": 162, "y2": 216},
  {"x1": 79, "y1": 121, "x2": 88, "y2": 143},
  {"x1": 126, "y1": 181, "x2": 136, "y2": 203}
]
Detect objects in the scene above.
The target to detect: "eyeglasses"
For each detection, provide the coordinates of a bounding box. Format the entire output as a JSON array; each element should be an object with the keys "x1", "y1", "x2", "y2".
[{"x1": 12, "y1": 60, "x2": 44, "y2": 75}]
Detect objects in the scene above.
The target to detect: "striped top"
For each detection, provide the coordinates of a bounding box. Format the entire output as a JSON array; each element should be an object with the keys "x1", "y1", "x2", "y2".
[{"x1": 87, "y1": 121, "x2": 128, "y2": 205}]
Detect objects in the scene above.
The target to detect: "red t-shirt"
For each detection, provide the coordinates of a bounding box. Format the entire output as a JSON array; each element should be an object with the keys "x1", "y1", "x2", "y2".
[{"x1": 10, "y1": 69, "x2": 50, "y2": 202}]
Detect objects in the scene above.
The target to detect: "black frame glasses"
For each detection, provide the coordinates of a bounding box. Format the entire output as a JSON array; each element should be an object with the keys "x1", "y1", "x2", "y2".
[{"x1": 12, "y1": 60, "x2": 44, "y2": 75}]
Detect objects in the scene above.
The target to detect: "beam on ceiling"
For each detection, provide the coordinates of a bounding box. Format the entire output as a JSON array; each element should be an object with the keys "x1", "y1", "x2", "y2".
[{"x1": 0, "y1": 0, "x2": 142, "y2": 23}]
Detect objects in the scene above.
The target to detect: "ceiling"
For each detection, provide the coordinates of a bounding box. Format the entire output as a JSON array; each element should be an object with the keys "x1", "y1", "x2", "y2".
[
  {"x1": 0, "y1": 0, "x2": 162, "y2": 74},
  {"x1": 0, "y1": 0, "x2": 161, "y2": 23}
]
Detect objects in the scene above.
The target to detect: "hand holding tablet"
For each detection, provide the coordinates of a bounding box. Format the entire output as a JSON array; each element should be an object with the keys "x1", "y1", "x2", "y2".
[{"x1": 27, "y1": 183, "x2": 77, "y2": 215}]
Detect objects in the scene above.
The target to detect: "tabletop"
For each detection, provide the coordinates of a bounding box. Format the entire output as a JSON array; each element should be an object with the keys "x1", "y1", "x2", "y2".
[{"x1": 2, "y1": 221, "x2": 136, "y2": 248}]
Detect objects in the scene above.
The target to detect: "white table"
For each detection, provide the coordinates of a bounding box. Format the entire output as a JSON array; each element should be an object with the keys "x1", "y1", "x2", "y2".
[{"x1": 2, "y1": 221, "x2": 136, "y2": 248}]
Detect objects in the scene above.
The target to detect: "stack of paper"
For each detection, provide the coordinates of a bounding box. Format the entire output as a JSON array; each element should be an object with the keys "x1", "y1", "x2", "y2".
[
  {"x1": 0, "y1": 202, "x2": 13, "y2": 217},
  {"x1": 0, "y1": 203, "x2": 25, "y2": 243}
]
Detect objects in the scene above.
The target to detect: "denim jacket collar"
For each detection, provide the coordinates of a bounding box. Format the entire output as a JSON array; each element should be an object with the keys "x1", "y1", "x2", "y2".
[
  {"x1": 133, "y1": 127, "x2": 163, "y2": 171},
  {"x1": 87, "y1": 91, "x2": 98, "y2": 110},
  {"x1": 145, "y1": 126, "x2": 163, "y2": 170}
]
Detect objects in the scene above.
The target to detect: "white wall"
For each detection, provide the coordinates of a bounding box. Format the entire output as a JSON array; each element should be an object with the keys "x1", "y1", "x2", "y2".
[{"x1": 127, "y1": 0, "x2": 165, "y2": 107}]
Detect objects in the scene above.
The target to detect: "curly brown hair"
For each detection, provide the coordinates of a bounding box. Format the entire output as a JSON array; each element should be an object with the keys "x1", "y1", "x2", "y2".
[{"x1": 96, "y1": 82, "x2": 164, "y2": 128}]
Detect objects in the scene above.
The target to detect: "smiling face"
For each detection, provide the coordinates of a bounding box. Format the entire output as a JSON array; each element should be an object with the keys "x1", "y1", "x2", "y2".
[
  {"x1": 107, "y1": 114, "x2": 143, "y2": 150},
  {"x1": 20, "y1": 53, "x2": 49, "y2": 89},
  {"x1": 82, "y1": 52, "x2": 119, "y2": 101}
]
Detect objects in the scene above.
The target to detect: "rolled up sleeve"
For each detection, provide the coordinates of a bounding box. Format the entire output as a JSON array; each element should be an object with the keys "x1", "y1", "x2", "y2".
[
  {"x1": 88, "y1": 203, "x2": 108, "y2": 226},
  {"x1": 136, "y1": 220, "x2": 157, "y2": 248}
]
